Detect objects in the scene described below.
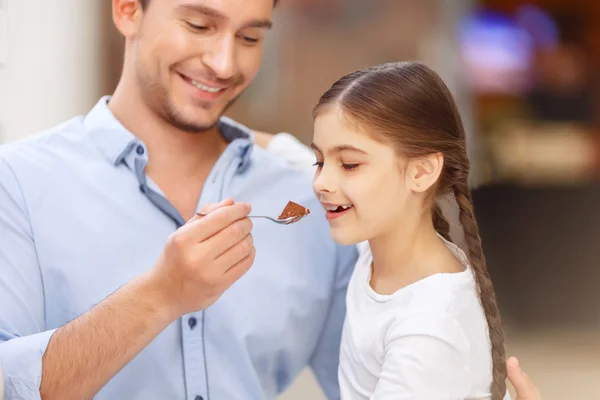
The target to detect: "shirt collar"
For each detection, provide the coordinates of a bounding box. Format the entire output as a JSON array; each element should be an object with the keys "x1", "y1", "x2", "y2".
[
  {"x1": 84, "y1": 96, "x2": 255, "y2": 169},
  {"x1": 84, "y1": 96, "x2": 138, "y2": 166}
]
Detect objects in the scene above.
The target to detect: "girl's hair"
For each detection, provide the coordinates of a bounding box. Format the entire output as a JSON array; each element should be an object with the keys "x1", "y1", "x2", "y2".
[{"x1": 313, "y1": 62, "x2": 506, "y2": 399}]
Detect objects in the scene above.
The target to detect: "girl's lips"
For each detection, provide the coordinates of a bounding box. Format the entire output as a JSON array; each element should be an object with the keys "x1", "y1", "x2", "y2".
[{"x1": 325, "y1": 205, "x2": 354, "y2": 220}]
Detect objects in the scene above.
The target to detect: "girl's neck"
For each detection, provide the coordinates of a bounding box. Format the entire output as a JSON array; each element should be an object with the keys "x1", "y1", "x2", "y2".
[{"x1": 368, "y1": 210, "x2": 463, "y2": 294}]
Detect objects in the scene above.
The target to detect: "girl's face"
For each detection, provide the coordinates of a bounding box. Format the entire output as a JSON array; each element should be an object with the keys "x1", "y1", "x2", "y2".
[{"x1": 312, "y1": 108, "x2": 416, "y2": 245}]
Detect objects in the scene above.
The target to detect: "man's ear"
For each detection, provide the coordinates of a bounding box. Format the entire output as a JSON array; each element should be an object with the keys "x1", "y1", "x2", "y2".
[
  {"x1": 112, "y1": 0, "x2": 144, "y2": 38},
  {"x1": 406, "y1": 152, "x2": 443, "y2": 192}
]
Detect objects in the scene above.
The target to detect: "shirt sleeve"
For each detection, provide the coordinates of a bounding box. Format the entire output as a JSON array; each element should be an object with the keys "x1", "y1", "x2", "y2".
[
  {"x1": 371, "y1": 313, "x2": 472, "y2": 400},
  {"x1": 0, "y1": 156, "x2": 57, "y2": 400},
  {"x1": 309, "y1": 244, "x2": 358, "y2": 399},
  {"x1": 266, "y1": 133, "x2": 317, "y2": 176}
]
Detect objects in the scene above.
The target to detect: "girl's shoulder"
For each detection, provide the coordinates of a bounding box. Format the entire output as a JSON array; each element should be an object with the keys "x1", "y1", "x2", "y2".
[{"x1": 384, "y1": 309, "x2": 472, "y2": 358}]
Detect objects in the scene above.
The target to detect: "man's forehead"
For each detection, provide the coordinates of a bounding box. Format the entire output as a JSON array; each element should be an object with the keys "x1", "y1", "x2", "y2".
[
  {"x1": 168, "y1": 0, "x2": 277, "y2": 11},
  {"x1": 170, "y1": 0, "x2": 274, "y2": 25}
]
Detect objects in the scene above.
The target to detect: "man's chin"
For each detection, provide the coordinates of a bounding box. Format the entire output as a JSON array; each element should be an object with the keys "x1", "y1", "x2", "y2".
[
  {"x1": 180, "y1": 96, "x2": 241, "y2": 131},
  {"x1": 163, "y1": 103, "x2": 225, "y2": 133}
]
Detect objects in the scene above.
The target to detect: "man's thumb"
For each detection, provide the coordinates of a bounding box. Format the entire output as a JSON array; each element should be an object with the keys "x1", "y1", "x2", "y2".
[{"x1": 187, "y1": 198, "x2": 235, "y2": 223}]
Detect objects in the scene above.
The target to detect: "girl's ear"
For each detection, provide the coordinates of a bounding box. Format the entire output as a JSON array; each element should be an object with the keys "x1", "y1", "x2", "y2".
[{"x1": 407, "y1": 152, "x2": 443, "y2": 192}]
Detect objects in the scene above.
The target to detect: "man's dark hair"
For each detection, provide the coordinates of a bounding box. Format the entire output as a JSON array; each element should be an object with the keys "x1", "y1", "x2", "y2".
[{"x1": 139, "y1": 0, "x2": 279, "y2": 9}]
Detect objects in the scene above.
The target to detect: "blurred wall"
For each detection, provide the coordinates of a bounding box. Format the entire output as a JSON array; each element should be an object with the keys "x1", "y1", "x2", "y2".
[
  {"x1": 0, "y1": 0, "x2": 118, "y2": 143},
  {"x1": 227, "y1": 0, "x2": 442, "y2": 143}
]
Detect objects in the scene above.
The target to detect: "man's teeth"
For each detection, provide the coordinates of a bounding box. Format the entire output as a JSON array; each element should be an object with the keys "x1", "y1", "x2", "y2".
[
  {"x1": 326, "y1": 205, "x2": 353, "y2": 211},
  {"x1": 190, "y1": 79, "x2": 223, "y2": 93}
]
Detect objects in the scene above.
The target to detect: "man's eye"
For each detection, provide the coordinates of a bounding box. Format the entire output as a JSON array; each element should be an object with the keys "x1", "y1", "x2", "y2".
[
  {"x1": 239, "y1": 35, "x2": 261, "y2": 45},
  {"x1": 186, "y1": 22, "x2": 208, "y2": 31}
]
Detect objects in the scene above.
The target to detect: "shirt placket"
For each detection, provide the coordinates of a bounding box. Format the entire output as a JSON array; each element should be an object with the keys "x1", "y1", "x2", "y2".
[{"x1": 129, "y1": 140, "x2": 248, "y2": 400}]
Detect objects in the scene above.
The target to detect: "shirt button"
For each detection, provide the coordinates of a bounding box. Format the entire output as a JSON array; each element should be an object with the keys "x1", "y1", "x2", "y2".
[
  {"x1": 136, "y1": 145, "x2": 145, "y2": 155},
  {"x1": 188, "y1": 316, "x2": 198, "y2": 330},
  {"x1": 194, "y1": 396, "x2": 203, "y2": 400}
]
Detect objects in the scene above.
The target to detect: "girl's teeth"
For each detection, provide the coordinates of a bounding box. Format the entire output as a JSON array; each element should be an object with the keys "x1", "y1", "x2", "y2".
[
  {"x1": 326, "y1": 205, "x2": 352, "y2": 211},
  {"x1": 190, "y1": 79, "x2": 223, "y2": 93}
]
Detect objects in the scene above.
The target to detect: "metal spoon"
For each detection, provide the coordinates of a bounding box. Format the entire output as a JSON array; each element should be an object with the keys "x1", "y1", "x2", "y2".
[{"x1": 195, "y1": 212, "x2": 304, "y2": 225}]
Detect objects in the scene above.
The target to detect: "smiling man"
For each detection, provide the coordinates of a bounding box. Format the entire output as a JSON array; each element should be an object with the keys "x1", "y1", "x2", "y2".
[{"x1": 0, "y1": 1, "x2": 356, "y2": 399}]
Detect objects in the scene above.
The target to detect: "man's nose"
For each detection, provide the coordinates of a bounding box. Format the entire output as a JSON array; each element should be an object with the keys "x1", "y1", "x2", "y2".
[{"x1": 202, "y1": 35, "x2": 236, "y2": 81}]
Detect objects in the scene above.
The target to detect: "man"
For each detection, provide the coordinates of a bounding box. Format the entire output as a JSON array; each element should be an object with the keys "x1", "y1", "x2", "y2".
[{"x1": 0, "y1": 1, "x2": 356, "y2": 399}]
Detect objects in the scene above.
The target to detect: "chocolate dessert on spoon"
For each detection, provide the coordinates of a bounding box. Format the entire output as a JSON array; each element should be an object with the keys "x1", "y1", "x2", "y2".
[
  {"x1": 277, "y1": 201, "x2": 311, "y2": 224},
  {"x1": 196, "y1": 201, "x2": 310, "y2": 225}
]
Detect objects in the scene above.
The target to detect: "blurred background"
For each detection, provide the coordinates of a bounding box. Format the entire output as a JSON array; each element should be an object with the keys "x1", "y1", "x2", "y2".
[{"x1": 1, "y1": 0, "x2": 600, "y2": 398}]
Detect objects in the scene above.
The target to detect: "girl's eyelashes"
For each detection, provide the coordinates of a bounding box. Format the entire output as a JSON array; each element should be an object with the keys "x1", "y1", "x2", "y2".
[
  {"x1": 312, "y1": 160, "x2": 360, "y2": 171},
  {"x1": 342, "y1": 163, "x2": 359, "y2": 171}
]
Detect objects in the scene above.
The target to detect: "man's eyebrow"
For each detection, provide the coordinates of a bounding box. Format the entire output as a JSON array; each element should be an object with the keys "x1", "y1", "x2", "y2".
[
  {"x1": 176, "y1": 3, "x2": 226, "y2": 20},
  {"x1": 242, "y1": 19, "x2": 272, "y2": 30},
  {"x1": 176, "y1": 3, "x2": 272, "y2": 30}
]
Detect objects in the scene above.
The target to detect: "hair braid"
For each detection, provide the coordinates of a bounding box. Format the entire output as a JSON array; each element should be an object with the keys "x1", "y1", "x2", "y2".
[{"x1": 453, "y1": 176, "x2": 506, "y2": 400}]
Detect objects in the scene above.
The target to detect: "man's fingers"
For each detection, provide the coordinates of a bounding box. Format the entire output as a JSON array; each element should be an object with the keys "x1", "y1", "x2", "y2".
[
  {"x1": 180, "y1": 202, "x2": 252, "y2": 243},
  {"x1": 199, "y1": 198, "x2": 234, "y2": 215},
  {"x1": 203, "y1": 218, "x2": 253, "y2": 258},
  {"x1": 213, "y1": 233, "x2": 254, "y2": 270},
  {"x1": 187, "y1": 198, "x2": 235, "y2": 224},
  {"x1": 507, "y1": 357, "x2": 525, "y2": 384},
  {"x1": 222, "y1": 246, "x2": 256, "y2": 286},
  {"x1": 507, "y1": 356, "x2": 541, "y2": 400}
]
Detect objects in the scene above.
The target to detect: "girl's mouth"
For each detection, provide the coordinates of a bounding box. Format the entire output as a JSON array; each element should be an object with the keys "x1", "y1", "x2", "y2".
[{"x1": 324, "y1": 204, "x2": 354, "y2": 220}]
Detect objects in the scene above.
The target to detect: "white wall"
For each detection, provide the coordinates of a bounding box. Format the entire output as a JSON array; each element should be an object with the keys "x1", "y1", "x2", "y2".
[{"x1": 0, "y1": 0, "x2": 108, "y2": 143}]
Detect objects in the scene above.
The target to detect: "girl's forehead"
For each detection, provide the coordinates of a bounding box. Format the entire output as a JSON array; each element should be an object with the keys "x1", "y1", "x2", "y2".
[{"x1": 314, "y1": 111, "x2": 382, "y2": 146}]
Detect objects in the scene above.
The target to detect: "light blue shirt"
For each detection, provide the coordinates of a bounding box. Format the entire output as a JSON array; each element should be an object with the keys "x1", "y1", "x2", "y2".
[{"x1": 0, "y1": 97, "x2": 357, "y2": 400}]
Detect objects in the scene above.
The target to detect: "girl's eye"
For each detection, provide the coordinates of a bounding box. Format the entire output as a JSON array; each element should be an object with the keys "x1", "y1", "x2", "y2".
[
  {"x1": 312, "y1": 161, "x2": 324, "y2": 168},
  {"x1": 342, "y1": 164, "x2": 359, "y2": 171}
]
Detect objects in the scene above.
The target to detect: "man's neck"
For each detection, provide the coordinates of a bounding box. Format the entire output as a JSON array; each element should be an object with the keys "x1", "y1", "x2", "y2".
[
  {"x1": 108, "y1": 80, "x2": 228, "y2": 181},
  {"x1": 108, "y1": 78, "x2": 230, "y2": 220}
]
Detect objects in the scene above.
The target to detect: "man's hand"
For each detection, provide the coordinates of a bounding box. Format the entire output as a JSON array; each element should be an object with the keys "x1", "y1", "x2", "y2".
[
  {"x1": 40, "y1": 198, "x2": 255, "y2": 400},
  {"x1": 507, "y1": 357, "x2": 542, "y2": 400},
  {"x1": 253, "y1": 130, "x2": 275, "y2": 149},
  {"x1": 149, "y1": 198, "x2": 255, "y2": 318}
]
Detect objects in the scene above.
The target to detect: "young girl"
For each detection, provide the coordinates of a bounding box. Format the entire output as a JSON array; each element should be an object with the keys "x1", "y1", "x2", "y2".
[{"x1": 308, "y1": 62, "x2": 507, "y2": 399}]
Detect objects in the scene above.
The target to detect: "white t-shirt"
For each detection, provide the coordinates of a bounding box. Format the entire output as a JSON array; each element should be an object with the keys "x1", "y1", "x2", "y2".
[{"x1": 339, "y1": 241, "x2": 494, "y2": 400}]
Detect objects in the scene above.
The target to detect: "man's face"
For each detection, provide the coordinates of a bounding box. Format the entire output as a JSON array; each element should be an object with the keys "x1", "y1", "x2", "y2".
[{"x1": 129, "y1": 0, "x2": 273, "y2": 132}]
